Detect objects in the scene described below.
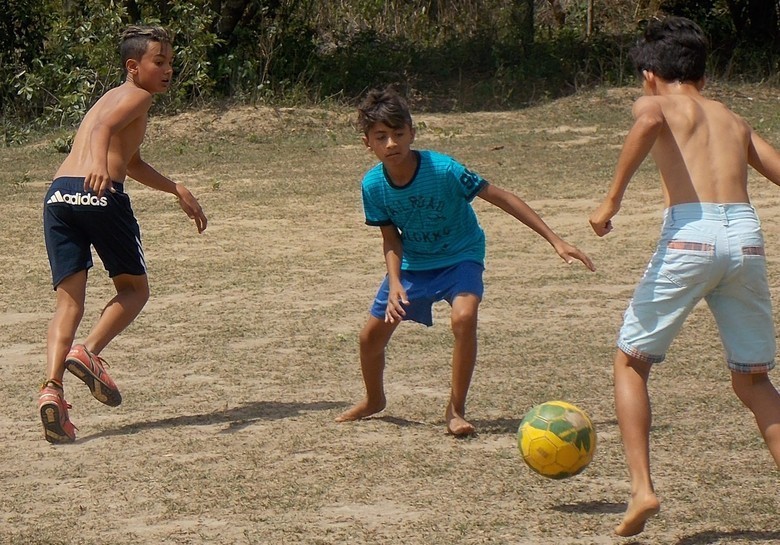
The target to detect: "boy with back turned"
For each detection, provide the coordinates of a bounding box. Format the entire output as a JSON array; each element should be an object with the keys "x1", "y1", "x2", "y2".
[
  {"x1": 590, "y1": 16, "x2": 780, "y2": 536},
  {"x1": 39, "y1": 26, "x2": 208, "y2": 443}
]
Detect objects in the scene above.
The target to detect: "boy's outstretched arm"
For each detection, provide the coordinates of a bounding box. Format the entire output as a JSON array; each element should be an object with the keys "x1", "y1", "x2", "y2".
[
  {"x1": 127, "y1": 151, "x2": 208, "y2": 233},
  {"x1": 748, "y1": 130, "x2": 780, "y2": 186},
  {"x1": 589, "y1": 96, "x2": 664, "y2": 237},
  {"x1": 478, "y1": 184, "x2": 595, "y2": 271}
]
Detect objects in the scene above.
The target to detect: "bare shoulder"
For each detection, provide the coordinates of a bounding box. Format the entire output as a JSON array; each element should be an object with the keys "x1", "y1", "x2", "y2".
[
  {"x1": 113, "y1": 84, "x2": 154, "y2": 108},
  {"x1": 87, "y1": 84, "x2": 154, "y2": 126},
  {"x1": 702, "y1": 96, "x2": 751, "y2": 132},
  {"x1": 631, "y1": 95, "x2": 664, "y2": 118},
  {"x1": 93, "y1": 84, "x2": 153, "y2": 112}
]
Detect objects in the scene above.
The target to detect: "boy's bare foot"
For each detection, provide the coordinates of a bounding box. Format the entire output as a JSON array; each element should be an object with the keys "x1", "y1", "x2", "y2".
[
  {"x1": 445, "y1": 405, "x2": 476, "y2": 436},
  {"x1": 615, "y1": 493, "x2": 660, "y2": 537},
  {"x1": 335, "y1": 397, "x2": 386, "y2": 422}
]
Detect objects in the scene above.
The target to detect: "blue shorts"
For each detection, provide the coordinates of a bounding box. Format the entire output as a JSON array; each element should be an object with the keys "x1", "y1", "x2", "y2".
[
  {"x1": 370, "y1": 261, "x2": 484, "y2": 326},
  {"x1": 619, "y1": 203, "x2": 775, "y2": 373},
  {"x1": 43, "y1": 177, "x2": 147, "y2": 289}
]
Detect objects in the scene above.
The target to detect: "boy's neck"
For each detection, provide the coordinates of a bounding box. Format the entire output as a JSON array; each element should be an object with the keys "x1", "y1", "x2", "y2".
[
  {"x1": 123, "y1": 76, "x2": 157, "y2": 95},
  {"x1": 384, "y1": 150, "x2": 418, "y2": 186},
  {"x1": 649, "y1": 77, "x2": 705, "y2": 97}
]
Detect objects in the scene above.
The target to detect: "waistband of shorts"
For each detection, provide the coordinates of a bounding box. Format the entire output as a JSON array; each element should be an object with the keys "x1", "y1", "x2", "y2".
[
  {"x1": 663, "y1": 202, "x2": 757, "y2": 222},
  {"x1": 52, "y1": 176, "x2": 125, "y2": 194}
]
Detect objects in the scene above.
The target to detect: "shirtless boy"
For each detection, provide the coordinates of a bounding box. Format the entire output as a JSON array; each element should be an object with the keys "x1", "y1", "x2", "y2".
[
  {"x1": 590, "y1": 16, "x2": 780, "y2": 536},
  {"x1": 39, "y1": 26, "x2": 208, "y2": 443}
]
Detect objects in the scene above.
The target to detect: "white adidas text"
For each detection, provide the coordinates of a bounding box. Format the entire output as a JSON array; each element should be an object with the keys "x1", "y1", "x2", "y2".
[{"x1": 47, "y1": 190, "x2": 108, "y2": 207}]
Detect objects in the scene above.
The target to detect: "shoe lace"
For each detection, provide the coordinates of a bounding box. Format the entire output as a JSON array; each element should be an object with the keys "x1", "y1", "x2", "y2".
[
  {"x1": 42, "y1": 379, "x2": 63, "y2": 390},
  {"x1": 92, "y1": 353, "x2": 110, "y2": 370}
]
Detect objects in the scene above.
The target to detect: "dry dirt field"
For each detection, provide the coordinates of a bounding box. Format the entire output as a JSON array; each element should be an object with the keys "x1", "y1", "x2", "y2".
[{"x1": 1, "y1": 85, "x2": 779, "y2": 545}]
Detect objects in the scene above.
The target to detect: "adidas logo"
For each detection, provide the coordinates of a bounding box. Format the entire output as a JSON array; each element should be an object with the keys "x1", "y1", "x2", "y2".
[{"x1": 47, "y1": 190, "x2": 108, "y2": 207}]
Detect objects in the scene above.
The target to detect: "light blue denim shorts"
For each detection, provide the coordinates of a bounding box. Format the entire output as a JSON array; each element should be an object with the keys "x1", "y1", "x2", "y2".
[{"x1": 618, "y1": 203, "x2": 775, "y2": 373}]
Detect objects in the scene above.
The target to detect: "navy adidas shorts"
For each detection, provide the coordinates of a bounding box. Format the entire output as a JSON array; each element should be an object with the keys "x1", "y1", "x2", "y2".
[{"x1": 43, "y1": 177, "x2": 146, "y2": 288}]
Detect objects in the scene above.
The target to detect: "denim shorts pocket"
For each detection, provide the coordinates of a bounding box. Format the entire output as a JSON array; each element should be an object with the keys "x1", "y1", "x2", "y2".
[
  {"x1": 659, "y1": 236, "x2": 715, "y2": 287},
  {"x1": 738, "y1": 232, "x2": 768, "y2": 295}
]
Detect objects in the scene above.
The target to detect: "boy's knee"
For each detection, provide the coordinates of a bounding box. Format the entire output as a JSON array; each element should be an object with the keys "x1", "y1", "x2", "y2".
[
  {"x1": 56, "y1": 298, "x2": 85, "y2": 320},
  {"x1": 115, "y1": 275, "x2": 150, "y2": 302},
  {"x1": 126, "y1": 283, "x2": 150, "y2": 305},
  {"x1": 359, "y1": 318, "x2": 393, "y2": 348},
  {"x1": 358, "y1": 327, "x2": 373, "y2": 347},
  {"x1": 451, "y1": 307, "x2": 478, "y2": 335},
  {"x1": 731, "y1": 372, "x2": 771, "y2": 403},
  {"x1": 139, "y1": 283, "x2": 150, "y2": 303}
]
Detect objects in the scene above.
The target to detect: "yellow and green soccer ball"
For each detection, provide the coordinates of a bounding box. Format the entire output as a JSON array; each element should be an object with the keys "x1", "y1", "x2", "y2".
[{"x1": 517, "y1": 400, "x2": 596, "y2": 479}]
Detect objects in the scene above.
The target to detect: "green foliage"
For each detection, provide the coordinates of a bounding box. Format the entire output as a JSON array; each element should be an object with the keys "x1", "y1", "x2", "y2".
[
  {"x1": 2, "y1": 0, "x2": 219, "y2": 133},
  {"x1": 132, "y1": 0, "x2": 220, "y2": 110},
  {"x1": 0, "y1": 0, "x2": 54, "y2": 113},
  {"x1": 10, "y1": 0, "x2": 127, "y2": 127},
  {"x1": 661, "y1": 0, "x2": 779, "y2": 79},
  {"x1": 2, "y1": 0, "x2": 779, "y2": 143},
  {"x1": 0, "y1": 0, "x2": 55, "y2": 144}
]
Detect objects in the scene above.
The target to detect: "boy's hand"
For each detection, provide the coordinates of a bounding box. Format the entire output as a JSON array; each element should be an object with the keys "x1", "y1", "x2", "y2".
[
  {"x1": 84, "y1": 169, "x2": 115, "y2": 198},
  {"x1": 175, "y1": 184, "x2": 208, "y2": 233},
  {"x1": 554, "y1": 241, "x2": 596, "y2": 271},
  {"x1": 385, "y1": 285, "x2": 409, "y2": 324},
  {"x1": 589, "y1": 200, "x2": 619, "y2": 237}
]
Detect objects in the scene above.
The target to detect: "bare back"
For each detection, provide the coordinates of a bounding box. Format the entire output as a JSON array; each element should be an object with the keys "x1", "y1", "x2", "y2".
[
  {"x1": 54, "y1": 82, "x2": 152, "y2": 182},
  {"x1": 647, "y1": 92, "x2": 752, "y2": 206}
]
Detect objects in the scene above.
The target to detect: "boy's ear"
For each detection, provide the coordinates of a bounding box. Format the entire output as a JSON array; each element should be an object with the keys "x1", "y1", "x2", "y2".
[
  {"x1": 641, "y1": 69, "x2": 658, "y2": 93},
  {"x1": 409, "y1": 126, "x2": 416, "y2": 143},
  {"x1": 126, "y1": 58, "x2": 139, "y2": 76},
  {"x1": 362, "y1": 134, "x2": 370, "y2": 148}
]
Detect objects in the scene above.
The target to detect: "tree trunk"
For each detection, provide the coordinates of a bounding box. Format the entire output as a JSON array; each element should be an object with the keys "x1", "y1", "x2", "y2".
[
  {"x1": 513, "y1": 0, "x2": 534, "y2": 45},
  {"x1": 586, "y1": 0, "x2": 593, "y2": 38},
  {"x1": 124, "y1": 0, "x2": 141, "y2": 23},
  {"x1": 548, "y1": 0, "x2": 566, "y2": 28},
  {"x1": 217, "y1": 0, "x2": 252, "y2": 38}
]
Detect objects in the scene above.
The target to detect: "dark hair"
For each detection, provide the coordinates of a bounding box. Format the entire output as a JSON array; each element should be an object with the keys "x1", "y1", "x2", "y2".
[
  {"x1": 120, "y1": 26, "x2": 172, "y2": 74},
  {"x1": 630, "y1": 16, "x2": 708, "y2": 82},
  {"x1": 357, "y1": 88, "x2": 413, "y2": 134}
]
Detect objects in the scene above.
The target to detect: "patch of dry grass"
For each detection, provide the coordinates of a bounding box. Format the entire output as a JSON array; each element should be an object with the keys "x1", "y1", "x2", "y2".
[{"x1": 1, "y1": 83, "x2": 779, "y2": 544}]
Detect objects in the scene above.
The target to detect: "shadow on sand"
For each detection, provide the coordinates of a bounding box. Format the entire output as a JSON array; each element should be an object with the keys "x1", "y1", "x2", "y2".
[
  {"x1": 78, "y1": 400, "x2": 346, "y2": 442},
  {"x1": 470, "y1": 417, "x2": 522, "y2": 434},
  {"x1": 373, "y1": 415, "x2": 520, "y2": 436},
  {"x1": 374, "y1": 415, "x2": 427, "y2": 428},
  {"x1": 553, "y1": 500, "x2": 626, "y2": 515},
  {"x1": 676, "y1": 530, "x2": 780, "y2": 545}
]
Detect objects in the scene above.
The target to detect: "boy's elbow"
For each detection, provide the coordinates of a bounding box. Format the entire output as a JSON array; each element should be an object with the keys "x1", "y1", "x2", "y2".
[
  {"x1": 126, "y1": 156, "x2": 147, "y2": 177},
  {"x1": 636, "y1": 113, "x2": 664, "y2": 135}
]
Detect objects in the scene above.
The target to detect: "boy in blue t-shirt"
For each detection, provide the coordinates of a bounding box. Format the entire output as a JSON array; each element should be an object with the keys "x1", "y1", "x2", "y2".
[{"x1": 336, "y1": 88, "x2": 595, "y2": 435}]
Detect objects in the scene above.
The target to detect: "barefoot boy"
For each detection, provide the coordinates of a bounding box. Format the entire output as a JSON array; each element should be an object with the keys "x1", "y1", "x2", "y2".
[
  {"x1": 337, "y1": 88, "x2": 594, "y2": 436},
  {"x1": 39, "y1": 26, "x2": 208, "y2": 443},
  {"x1": 589, "y1": 16, "x2": 780, "y2": 537}
]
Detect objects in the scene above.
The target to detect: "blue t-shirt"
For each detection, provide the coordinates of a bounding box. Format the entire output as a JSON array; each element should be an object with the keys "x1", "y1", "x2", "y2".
[{"x1": 361, "y1": 150, "x2": 488, "y2": 270}]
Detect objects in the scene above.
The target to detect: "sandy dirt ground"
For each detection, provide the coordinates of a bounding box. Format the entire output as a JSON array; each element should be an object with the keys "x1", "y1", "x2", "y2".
[{"x1": 1, "y1": 88, "x2": 779, "y2": 544}]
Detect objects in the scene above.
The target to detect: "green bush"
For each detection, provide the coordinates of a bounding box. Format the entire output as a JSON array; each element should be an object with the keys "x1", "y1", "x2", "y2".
[{"x1": 2, "y1": 0, "x2": 779, "y2": 143}]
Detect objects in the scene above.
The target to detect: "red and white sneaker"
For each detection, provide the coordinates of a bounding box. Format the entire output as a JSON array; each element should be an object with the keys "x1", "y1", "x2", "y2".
[
  {"x1": 38, "y1": 384, "x2": 77, "y2": 443},
  {"x1": 65, "y1": 344, "x2": 122, "y2": 407}
]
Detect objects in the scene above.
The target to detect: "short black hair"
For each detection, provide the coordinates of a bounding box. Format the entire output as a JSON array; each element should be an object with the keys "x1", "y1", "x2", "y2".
[
  {"x1": 120, "y1": 26, "x2": 172, "y2": 74},
  {"x1": 630, "y1": 16, "x2": 708, "y2": 82},
  {"x1": 357, "y1": 88, "x2": 413, "y2": 135}
]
